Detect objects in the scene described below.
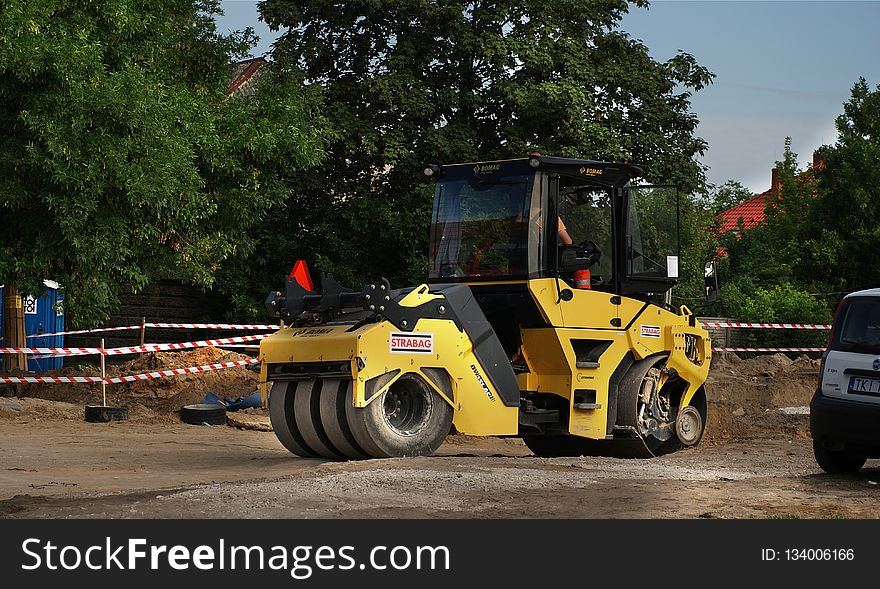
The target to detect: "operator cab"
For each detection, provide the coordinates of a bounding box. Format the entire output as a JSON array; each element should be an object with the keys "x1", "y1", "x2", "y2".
[{"x1": 426, "y1": 154, "x2": 681, "y2": 298}]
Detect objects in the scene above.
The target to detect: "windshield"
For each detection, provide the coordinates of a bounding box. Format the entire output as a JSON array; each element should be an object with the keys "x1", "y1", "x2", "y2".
[
  {"x1": 429, "y1": 172, "x2": 538, "y2": 280},
  {"x1": 558, "y1": 180, "x2": 613, "y2": 287},
  {"x1": 833, "y1": 297, "x2": 880, "y2": 355},
  {"x1": 626, "y1": 185, "x2": 680, "y2": 280}
]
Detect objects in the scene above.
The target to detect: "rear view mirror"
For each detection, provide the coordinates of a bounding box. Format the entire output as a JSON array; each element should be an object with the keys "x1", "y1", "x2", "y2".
[{"x1": 704, "y1": 261, "x2": 719, "y2": 303}]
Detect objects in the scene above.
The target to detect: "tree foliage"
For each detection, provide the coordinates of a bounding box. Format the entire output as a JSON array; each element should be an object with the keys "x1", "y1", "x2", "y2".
[
  {"x1": 804, "y1": 78, "x2": 880, "y2": 294},
  {"x1": 0, "y1": 0, "x2": 326, "y2": 326},
  {"x1": 707, "y1": 180, "x2": 753, "y2": 215},
  {"x1": 713, "y1": 139, "x2": 831, "y2": 321},
  {"x1": 714, "y1": 78, "x2": 880, "y2": 328},
  {"x1": 259, "y1": 0, "x2": 714, "y2": 289}
]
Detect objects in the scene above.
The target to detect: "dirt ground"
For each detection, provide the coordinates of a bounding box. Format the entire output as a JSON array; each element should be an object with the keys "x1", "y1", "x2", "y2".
[{"x1": 2, "y1": 350, "x2": 880, "y2": 519}]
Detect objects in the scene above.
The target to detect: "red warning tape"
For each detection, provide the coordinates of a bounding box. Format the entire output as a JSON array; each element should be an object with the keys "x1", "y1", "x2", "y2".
[
  {"x1": 102, "y1": 334, "x2": 268, "y2": 356},
  {"x1": 25, "y1": 325, "x2": 141, "y2": 339},
  {"x1": 145, "y1": 322, "x2": 278, "y2": 330},
  {"x1": 104, "y1": 358, "x2": 261, "y2": 384},
  {"x1": 23, "y1": 322, "x2": 278, "y2": 340},
  {"x1": 0, "y1": 346, "x2": 102, "y2": 357},
  {"x1": 0, "y1": 334, "x2": 268, "y2": 358},
  {"x1": 0, "y1": 358, "x2": 261, "y2": 384},
  {"x1": 713, "y1": 347, "x2": 825, "y2": 353},
  {"x1": 701, "y1": 321, "x2": 830, "y2": 330},
  {"x1": 0, "y1": 374, "x2": 106, "y2": 383}
]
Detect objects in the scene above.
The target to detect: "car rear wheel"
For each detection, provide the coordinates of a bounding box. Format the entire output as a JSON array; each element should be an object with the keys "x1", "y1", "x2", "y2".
[{"x1": 813, "y1": 440, "x2": 867, "y2": 474}]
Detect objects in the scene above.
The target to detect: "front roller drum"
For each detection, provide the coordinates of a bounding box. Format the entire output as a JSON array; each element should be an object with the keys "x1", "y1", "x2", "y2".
[
  {"x1": 346, "y1": 373, "x2": 453, "y2": 458},
  {"x1": 269, "y1": 374, "x2": 453, "y2": 460},
  {"x1": 268, "y1": 381, "x2": 319, "y2": 458}
]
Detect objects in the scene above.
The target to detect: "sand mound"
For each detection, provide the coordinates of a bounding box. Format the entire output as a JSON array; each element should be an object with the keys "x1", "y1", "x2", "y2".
[{"x1": 703, "y1": 353, "x2": 818, "y2": 443}]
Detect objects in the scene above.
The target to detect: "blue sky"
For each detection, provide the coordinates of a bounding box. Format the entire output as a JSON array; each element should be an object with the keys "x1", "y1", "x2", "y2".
[{"x1": 216, "y1": 1, "x2": 880, "y2": 194}]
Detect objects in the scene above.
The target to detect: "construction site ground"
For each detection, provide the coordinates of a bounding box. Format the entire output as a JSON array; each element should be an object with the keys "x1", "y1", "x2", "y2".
[{"x1": 2, "y1": 349, "x2": 879, "y2": 519}]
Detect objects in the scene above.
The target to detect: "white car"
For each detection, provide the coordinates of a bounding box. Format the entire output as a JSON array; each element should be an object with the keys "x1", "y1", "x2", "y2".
[{"x1": 811, "y1": 288, "x2": 880, "y2": 473}]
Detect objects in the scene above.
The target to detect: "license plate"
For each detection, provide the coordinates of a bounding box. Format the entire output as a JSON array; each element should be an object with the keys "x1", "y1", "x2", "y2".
[{"x1": 848, "y1": 376, "x2": 880, "y2": 396}]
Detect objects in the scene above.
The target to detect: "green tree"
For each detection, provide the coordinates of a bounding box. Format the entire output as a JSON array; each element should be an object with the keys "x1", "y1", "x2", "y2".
[
  {"x1": 804, "y1": 78, "x2": 880, "y2": 294},
  {"x1": 718, "y1": 139, "x2": 817, "y2": 292},
  {"x1": 0, "y1": 0, "x2": 326, "y2": 329},
  {"x1": 707, "y1": 180, "x2": 753, "y2": 214},
  {"x1": 258, "y1": 0, "x2": 714, "y2": 288},
  {"x1": 713, "y1": 139, "x2": 832, "y2": 340}
]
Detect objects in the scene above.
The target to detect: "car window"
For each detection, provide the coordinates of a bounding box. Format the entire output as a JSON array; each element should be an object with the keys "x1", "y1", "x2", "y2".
[{"x1": 833, "y1": 297, "x2": 880, "y2": 354}]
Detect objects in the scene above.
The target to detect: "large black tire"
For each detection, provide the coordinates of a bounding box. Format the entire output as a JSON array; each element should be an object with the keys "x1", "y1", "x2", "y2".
[
  {"x1": 345, "y1": 373, "x2": 453, "y2": 458},
  {"x1": 319, "y1": 379, "x2": 370, "y2": 460},
  {"x1": 269, "y1": 381, "x2": 319, "y2": 457},
  {"x1": 293, "y1": 379, "x2": 346, "y2": 459},
  {"x1": 813, "y1": 440, "x2": 867, "y2": 474},
  {"x1": 179, "y1": 403, "x2": 226, "y2": 425},
  {"x1": 617, "y1": 355, "x2": 693, "y2": 456},
  {"x1": 85, "y1": 405, "x2": 129, "y2": 423}
]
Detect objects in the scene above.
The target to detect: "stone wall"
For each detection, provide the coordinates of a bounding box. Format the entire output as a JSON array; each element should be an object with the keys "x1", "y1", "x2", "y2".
[{"x1": 66, "y1": 281, "x2": 222, "y2": 353}]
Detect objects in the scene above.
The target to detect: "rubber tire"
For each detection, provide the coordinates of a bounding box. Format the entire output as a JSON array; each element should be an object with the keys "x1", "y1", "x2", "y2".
[
  {"x1": 84, "y1": 405, "x2": 129, "y2": 423},
  {"x1": 268, "y1": 381, "x2": 319, "y2": 457},
  {"x1": 346, "y1": 373, "x2": 453, "y2": 458},
  {"x1": 675, "y1": 386, "x2": 708, "y2": 449},
  {"x1": 617, "y1": 355, "x2": 682, "y2": 456},
  {"x1": 319, "y1": 379, "x2": 370, "y2": 460},
  {"x1": 180, "y1": 403, "x2": 226, "y2": 426},
  {"x1": 813, "y1": 440, "x2": 867, "y2": 474},
  {"x1": 293, "y1": 379, "x2": 346, "y2": 459}
]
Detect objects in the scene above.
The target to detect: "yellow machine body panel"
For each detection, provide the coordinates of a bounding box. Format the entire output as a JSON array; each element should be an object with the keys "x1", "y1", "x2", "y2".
[
  {"x1": 261, "y1": 280, "x2": 712, "y2": 443},
  {"x1": 512, "y1": 279, "x2": 712, "y2": 440},
  {"x1": 260, "y1": 287, "x2": 519, "y2": 437}
]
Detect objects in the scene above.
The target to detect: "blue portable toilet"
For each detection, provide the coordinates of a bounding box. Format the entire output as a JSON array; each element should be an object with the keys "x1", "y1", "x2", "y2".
[{"x1": 0, "y1": 280, "x2": 66, "y2": 372}]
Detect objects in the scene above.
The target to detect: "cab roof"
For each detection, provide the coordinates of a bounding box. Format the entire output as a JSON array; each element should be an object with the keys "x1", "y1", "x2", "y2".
[{"x1": 437, "y1": 156, "x2": 644, "y2": 188}]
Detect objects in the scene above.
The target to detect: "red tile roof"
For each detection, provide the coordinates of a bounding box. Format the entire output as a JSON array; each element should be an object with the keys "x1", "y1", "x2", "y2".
[{"x1": 717, "y1": 189, "x2": 772, "y2": 233}]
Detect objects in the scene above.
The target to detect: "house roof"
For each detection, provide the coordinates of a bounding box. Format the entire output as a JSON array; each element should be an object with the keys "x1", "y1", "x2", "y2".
[
  {"x1": 717, "y1": 189, "x2": 772, "y2": 233},
  {"x1": 226, "y1": 57, "x2": 266, "y2": 97},
  {"x1": 717, "y1": 152, "x2": 824, "y2": 235}
]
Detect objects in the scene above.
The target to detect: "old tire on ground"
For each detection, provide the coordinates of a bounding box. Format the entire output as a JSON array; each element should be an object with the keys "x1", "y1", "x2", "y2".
[
  {"x1": 293, "y1": 379, "x2": 346, "y2": 459},
  {"x1": 319, "y1": 379, "x2": 369, "y2": 460},
  {"x1": 346, "y1": 373, "x2": 453, "y2": 458},
  {"x1": 180, "y1": 403, "x2": 226, "y2": 426},
  {"x1": 84, "y1": 405, "x2": 129, "y2": 423},
  {"x1": 269, "y1": 381, "x2": 318, "y2": 457},
  {"x1": 813, "y1": 440, "x2": 867, "y2": 474}
]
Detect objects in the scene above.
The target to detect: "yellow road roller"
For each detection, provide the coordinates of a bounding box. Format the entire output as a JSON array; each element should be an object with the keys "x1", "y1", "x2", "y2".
[{"x1": 260, "y1": 155, "x2": 712, "y2": 459}]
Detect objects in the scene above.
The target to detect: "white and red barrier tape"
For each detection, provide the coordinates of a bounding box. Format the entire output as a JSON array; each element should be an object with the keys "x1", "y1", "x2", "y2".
[
  {"x1": 0, "y1": 346, "x2": 103, "y2": 357},
  {"x1": 145, "y1": 322, "x2": 277, "y2": 330},
  {"x1": 0, "y1": 375, "x2": 106, "y2": 383},
  {"x1": 0, "y1": 358, "x2": 261, "y2": 384},
  {"x1": 701, "y1": 321, "x2": 830, "y2": 330},
  {"x1": 104, "y1": 358, "x2": 260, "y2": 384},
  {"x1": 24, "y1": 322, "x2": 279, "y2": 340},
  {"x1": 0, "y1": 334, "x2": 268, "y2": 358},
  {"x1": 714, "y1": 347, "x2": 825, "y2": 353},
  {"x1": 25, "y1": 325, "x2": 142, "y2": 339},
  {"x1": 103, "y1": 334, "x2": 267, "y2": 356}
]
